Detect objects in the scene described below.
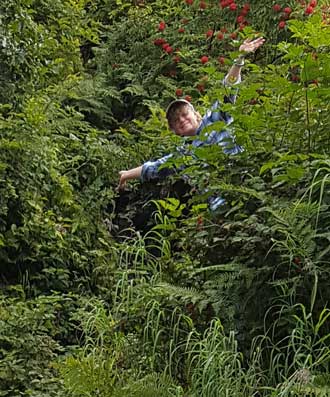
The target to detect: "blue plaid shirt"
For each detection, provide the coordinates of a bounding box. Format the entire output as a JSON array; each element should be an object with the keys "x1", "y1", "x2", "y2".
[{"x1": 141, "y1": 100, "x2": 243, "y2": 183}]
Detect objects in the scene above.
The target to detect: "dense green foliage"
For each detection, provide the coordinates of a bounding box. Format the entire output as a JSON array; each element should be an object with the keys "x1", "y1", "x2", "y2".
[{"x1": 1, "y1": 0, "x2": 330, "y2": 396}]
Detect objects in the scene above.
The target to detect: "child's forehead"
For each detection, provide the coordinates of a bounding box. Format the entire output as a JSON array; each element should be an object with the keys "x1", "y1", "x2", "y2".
[{"x1": 171, "y1": 104, "x2": 191, "y2": 117}]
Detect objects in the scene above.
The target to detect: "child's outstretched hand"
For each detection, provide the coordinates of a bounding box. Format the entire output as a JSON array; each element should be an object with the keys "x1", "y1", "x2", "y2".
[
  {"x1": 239, "y1": 37, "x2": 265, "y2": 54},
  {"x1": 117, "y1": 166, "x2": 143, "y2": 191},
  {"x1": 117, "y1": 170, "x2": 128, "y2": 191}
]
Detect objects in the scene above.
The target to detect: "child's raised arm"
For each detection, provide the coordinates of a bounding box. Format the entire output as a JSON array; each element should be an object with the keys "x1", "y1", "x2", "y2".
[{"x1": 224, "y1": 37, "x2": 265, "y2": 86}]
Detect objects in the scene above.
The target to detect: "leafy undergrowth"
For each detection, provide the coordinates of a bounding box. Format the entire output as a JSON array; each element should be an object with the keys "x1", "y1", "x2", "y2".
[{"x1": 0, "y1": 0, "x2": 330, "y2": 396}]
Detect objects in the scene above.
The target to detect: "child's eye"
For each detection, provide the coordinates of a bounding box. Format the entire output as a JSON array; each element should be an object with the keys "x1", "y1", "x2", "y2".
[{"x1": 173, "y1": 110, "x2": 188, "y2": 123}]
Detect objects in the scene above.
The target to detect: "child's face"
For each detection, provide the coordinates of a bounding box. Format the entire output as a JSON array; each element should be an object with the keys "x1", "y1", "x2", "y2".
[{"x1": 170, "y1": 105, "x2": 200, "y2": 136}]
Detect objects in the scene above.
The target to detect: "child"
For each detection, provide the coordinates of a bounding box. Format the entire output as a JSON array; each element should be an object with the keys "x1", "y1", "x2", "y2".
[{"x1": 118, "y1": 38, "x2": 265, "y2": 210}]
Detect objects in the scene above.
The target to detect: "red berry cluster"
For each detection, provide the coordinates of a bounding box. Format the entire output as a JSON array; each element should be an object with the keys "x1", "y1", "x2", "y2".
[
  {"x1": 272, "y1": 4, "x2": 281, "y2": 12},
  {"x1": 218, "y1": 56, "x2": 226, "y2": 65},
  {"x1": 305, "y1": 0, "x2": 317, "y2": 15},
  {"x1": 196, "y1": 83, "x2": 205, "y2": 93},
  {"x1": 154, "y1": 22, "x2": 182, "y2": 57},
  {"x1": 151, "y1": 1, "x2": 325, "y2": 101},
  {"x1": 200, "y1": 55, "x2": 209, "y2": 64},
  {"x1": 153, "y1": 37, "x2": 181, "y2": 60},
  {"x1": 154, "y1": 14, "x2": 242, "y2": 75},
  {"x1": 274, "y1": 0, "x2": 321, "y2": 27},
  {"x1": 219, "y1": 2, "x2": 250, "y2": 31},
  {"x1": 237, "y1": 3, "x2": 250, "y2": 30},
  {"x1": 163, "y1": 43, "x2": 173, "y2": 53},
  {"x1": 175, "y1": 89, "x2": 192, "y2": 102},
  {"x1": 273, "y1": 4, "x2": 293, "y2": 29},
  {"x1": 175, "y1": 88, "x2": 183, "y2": 96},
  {"x1": 199, "y1": 54, "x2": 227, "y2": 67},
  {"x1": 153, "y1": 38, "x2": 166, "y2": 46},
  {"x1": 158, "y1": 21, "x2": 166, "y2": 31},
  {"x1": 196, "y1": 215, "x2": 204, "y2": 230},
  {"x1": 214, "y1": 26, "x2": 239, "y2": 40},
  {"x1": 220, "y1": 0, "x2": 237, "y2": 11},
  {"x1": 206, "y1": 29, "x2": 213, "y2": 38}
]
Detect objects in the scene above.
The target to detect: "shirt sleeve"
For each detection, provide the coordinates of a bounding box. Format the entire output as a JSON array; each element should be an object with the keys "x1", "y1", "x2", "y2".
[
  {"x1": 140, "y1": 153, "x2": 174, "y2": 183},
  {"x1": 205, "y1": 100, "x2": 234, "y2": 125},
  {"x1": 223, "y1": 73, "x2": 241, "y2": 87},
  {"x1": 199, "y1": 101, "x2": 244, "y2": 155},
  {"x1": 222, "y1": 72, "x2": 241, "y2": 104}
]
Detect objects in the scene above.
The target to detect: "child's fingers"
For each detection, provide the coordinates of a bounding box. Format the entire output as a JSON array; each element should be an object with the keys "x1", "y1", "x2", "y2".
[{"x1": 117, "y1": 171, "x2": 126, "y2": 191}]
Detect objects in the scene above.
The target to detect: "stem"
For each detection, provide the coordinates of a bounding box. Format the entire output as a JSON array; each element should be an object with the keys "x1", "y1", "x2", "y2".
[
  {"x1": 304, "y1": 63, "x2": 311, "y2": 152},
  {"x1": 305, "y1": 86, "x2": 311, "y2": 153},
  {"x1": 279, "y1": 91, "x2": 295, "y2": 149}
]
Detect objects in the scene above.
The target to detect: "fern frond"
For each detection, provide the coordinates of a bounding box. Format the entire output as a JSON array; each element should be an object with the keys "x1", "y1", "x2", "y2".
[
  {"x1": 121, "y1": 84, "x2": 148, "y2": 97},
  {"x1": 190, "y1": 263, "x2": 241, "y2": 275},
  {"x1": 153, "y1": 282, "x2": 205, "y2": 303}
]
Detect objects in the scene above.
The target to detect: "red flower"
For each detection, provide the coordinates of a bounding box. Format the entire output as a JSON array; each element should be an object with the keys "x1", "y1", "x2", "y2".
[
  {"x1": 154, "y1": 38, "x2": 165, "y2": 46},
  {"x1": 206, "y1": 29, "x2": 214, "y2": 38},
  {"x1": 218, "y1": 56, "x2": 225, "y2": 65},
  {"x1": 197, "y1": 83, "x2": 205, "y2": 92},
  {"x1": 185, "y1": 0, "x2": 193, "y2": 4},
  {"x1": 165, "y1": 46, "x2": 173, "y2": 53},
  {"x1": 230, "y1": 32, "x2": 238, "y2": 39},
  {"x1": 158, "y1": 21, "x2": 166, "y2": 31},
  {"x1": 273, "y1": 4, "x2": 281, "y2": 12},
  {"x1": 176, "y1": 88, "x2": 183, "y2": 96},
  {"x1": 217, "y1": 32, "x2": 224, "y2": 40},
  {"x1": 196, "y1": 215, "x2": 204, "y2": 230},
  {"x1": 200, "y1": 55, "x2": 209, "y2": 64},
  {"x1": 178, "y1": 27, "x2": 185, "y2": 33},
  {"x1": 221, "y1": 27, "x2": 228, "y2": 32},
  {"x1": 173, "y1": 55, "x2": 180, "y2": 63},
  {"x1": 229, "y1": 3, "x2": 237, "y2": 10},
  {"x1": 184, "y1": 95, "x2": 192, "y2": 102},
  {"x1": 305, "y1": 5, "x2": 314, "y2": 14},
  {"x1": 237, "y1": 15, "x2": 245, "y2": 23},
  {"x1": 200, "y1": 1, "x2": 207, "y2": 9},
  {"x1": 243, "y1": 3, "x2": 250, "y2": 10},
  {"x1": 283, "y1": 7, "x2": 292, "y2": 14},
  {"x1": 162, "y1": 43, "x2": 170, "y2": 50},
  {"x1": 278, "y1": 20, "x2": 286, "y2": 29},
  {"x1": 309, "y1": 0, "x2": 317, "y2": 6},
  {"x1": 240, "y1": 8, "x2": 248, "y2": 16}
]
